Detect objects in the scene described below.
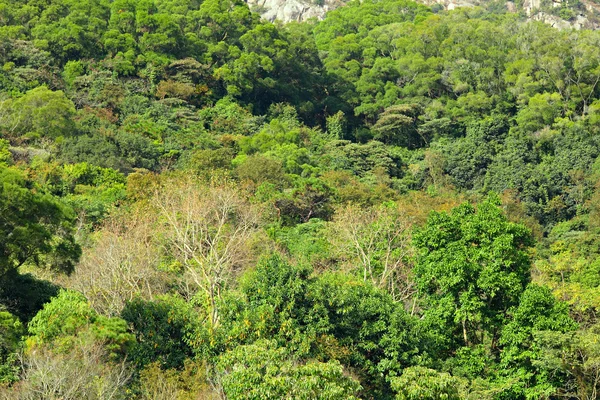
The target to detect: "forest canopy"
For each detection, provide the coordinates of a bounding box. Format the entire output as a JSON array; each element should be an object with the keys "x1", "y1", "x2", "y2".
[{"x1": 0, "y1": 0, "x2": 599, "y2": 398}]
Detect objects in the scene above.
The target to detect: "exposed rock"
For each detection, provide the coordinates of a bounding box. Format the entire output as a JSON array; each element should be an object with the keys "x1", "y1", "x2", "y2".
[
  {"x1": 530, "y1": 11, "x2": 595, "y2": 29},
  {"x1": 532, "y1": 11, "x2": 573, "y2": 29},
  {"x1": 245, "y1": 0, "x2": 345, "y2": 22},
  {"x1": 420, "y1": 0, "x2": 476, "y2": 10},
  {"x1": 522, "y1": 0, "x2": 541, "y2": 15},
  {"x1": 244, "y1": 0, "x2": 600, "y2": 30}
]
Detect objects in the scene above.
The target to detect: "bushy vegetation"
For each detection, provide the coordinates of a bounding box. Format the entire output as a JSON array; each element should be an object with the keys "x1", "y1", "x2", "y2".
[{"x1": 0, "y1": 0, "x2": 599, "y2": 398}]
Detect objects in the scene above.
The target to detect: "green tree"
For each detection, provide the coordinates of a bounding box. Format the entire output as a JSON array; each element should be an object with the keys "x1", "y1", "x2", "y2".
[
  {"x1": 443, "y1": 115, "x2": 509, "y2": 190},
  {"x1": 10, "y1": 289, "x2": 133, "y2": 399},
  {"x1": 372, "y1": 104, "x2": 423, "y2": 148},
  {"x1": 0, "y1": 310, "x2": 23, "y2": 384},
  {"x1": 498, "y1": 284, "x2": 576, "y2": 397},
  {"x1": 27, "y1": 289, "x2": 134, "y2": 358},
  {"x1": 310, "y1": 272, "x2": 421, "y2": 397},
  {"x1": 0, "y1": 86, "x2": 76, "y2": 143},
  {"x1": 413, "y1": 196, "x2": 534, "y2": 354},
  {"x1": 217, "y1": 339, "x2": 361, "y2": 400},
  {"x1": 218, "y1": 255, "x2": 421, "y2": 398},
  {"x1": 30, "y1": 0, "x2": 109, "y2": 61},
  {"x1": 391, "y1": 366, "x2": 464, "y2": 400},
  {"x1": 0, "y1": 166, "x2": 81, "y2": 276},
  {"x1": 121, "y1": 295, "x2": 198, "y2": 370},
  {"x1": 515, "y1": 92, "x2": 563, "y2": 133},
  {"x1": 535, "y1": 322, "x2": 600, "y2": 399}
]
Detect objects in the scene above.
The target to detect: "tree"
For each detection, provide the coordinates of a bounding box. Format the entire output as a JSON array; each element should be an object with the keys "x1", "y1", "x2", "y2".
[
  {"x1": 138, "y1": 360, "x2": 217, "y2": 400},
  {"x1": 1, "y1": 289, "x2": 135, "y2": 399},
  {"x1": 30, "y1": 0, "x2": 109, "y2": 61},
  {"x1": 153, "y1": 177, "x2": 261, "y2": 327},
  {"x1": 274, "y1": 179, "x2": 334, "y2": 225},
  {"x1": 217, "y1": 339, "x2": 361, "y2": 400},
  {"x1": 535, "y1": 323, "x2": 600, "y2": 400},
  {"x1": 121, "y1": 295, "x2": 198, "y2": 370},
  {"x1": 413, "y1": 196, "x2": 534, "y2": 353},
  {"x1": 0, "y1": 310, "x2": 23, "y2": 384},
  {"x1": 498, "y1": 284, "x2": 576, "y2": 397},
  {"x1": 0, "y1": 87, "x2": 76, "y2": 143},
  {"x1": 515, "y1": 92, "x2": 563, "y2": 133},
  {"x1": 321, "y1": 140, "x2": 402, "y2": 179},
  {"x1": 372, "y1": 104, "x2": 424, "y2": 148},
  {"x1": 0, "y1": 166, "x2": 80, "y2": 277},
  {"x1": 328, "y1": 202, "x2": 414, "y2": 302},
  {"x1": 218, "y1": 256, "x2": 421, "y2": 397},
  {"x1": 2, "y1": 341, "x2": 131, "y2": 400},
  {"x1": 391, "y1": 366, "x2": 465, "y2": 400},
  {"x1": 218, "y1": 254, "x2": 316, "y2": 353},
  {"x1": 65, "y1": 210, "x2": 170, "y2": 317},
  {"x1": 444, "y1": 116, "x2": 509, "y2": 190},
  {"x1": 235, "y1": 155, "x2": 286, "y2": 187},
  {"x1": 310, "y1": 272, "x2": 422, "y2": 397},
  {"x1": 27, "y1": 290, "x2": 134, "y2": 356}
]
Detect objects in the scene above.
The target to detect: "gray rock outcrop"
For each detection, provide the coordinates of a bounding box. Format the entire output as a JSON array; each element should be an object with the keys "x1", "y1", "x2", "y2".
[
  {"x1": 245, "y1": 0, "x2": 344, "y2": 22},
  {"x1": 244, "y1": 0, "x2": 600, "y2": 30}
]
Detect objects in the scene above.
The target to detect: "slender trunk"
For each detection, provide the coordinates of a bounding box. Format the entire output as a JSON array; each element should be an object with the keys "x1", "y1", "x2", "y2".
[{"x1": 210, "y1": 284, "x2": 219, "y2": 327}]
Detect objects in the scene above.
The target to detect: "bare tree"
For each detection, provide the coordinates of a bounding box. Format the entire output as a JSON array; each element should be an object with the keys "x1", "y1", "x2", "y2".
[
  {"x1": 1, "y1": 341, "x2": 131, "y2": 400},
  {"x1": 62, "y1": 209, "x2": 170, "y2": 317},
  {"x1": 328, "y1": 203, "x2": 415, "y2": 304},
  {"x1": 153, "y1": 178, "x2": 261, "y2": 327}
]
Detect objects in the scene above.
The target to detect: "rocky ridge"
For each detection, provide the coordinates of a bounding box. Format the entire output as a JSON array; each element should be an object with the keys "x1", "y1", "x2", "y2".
[
  {"x1": 245, "y1": 0, "x2": 342, "y2": 21},
  {"x1": 245, "y1": 0, "x2": 600, "y2": 29}
]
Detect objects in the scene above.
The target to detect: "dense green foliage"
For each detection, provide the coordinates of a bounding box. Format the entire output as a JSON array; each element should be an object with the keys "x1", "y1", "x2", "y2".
[{"x1": 0, "y1": 0, "x2": 599, "y2": 398}]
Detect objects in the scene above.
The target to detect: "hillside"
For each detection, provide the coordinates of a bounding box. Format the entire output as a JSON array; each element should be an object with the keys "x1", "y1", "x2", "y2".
[{"x1": 0, "y1": 0, "x2": 600, "y2": 398}]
